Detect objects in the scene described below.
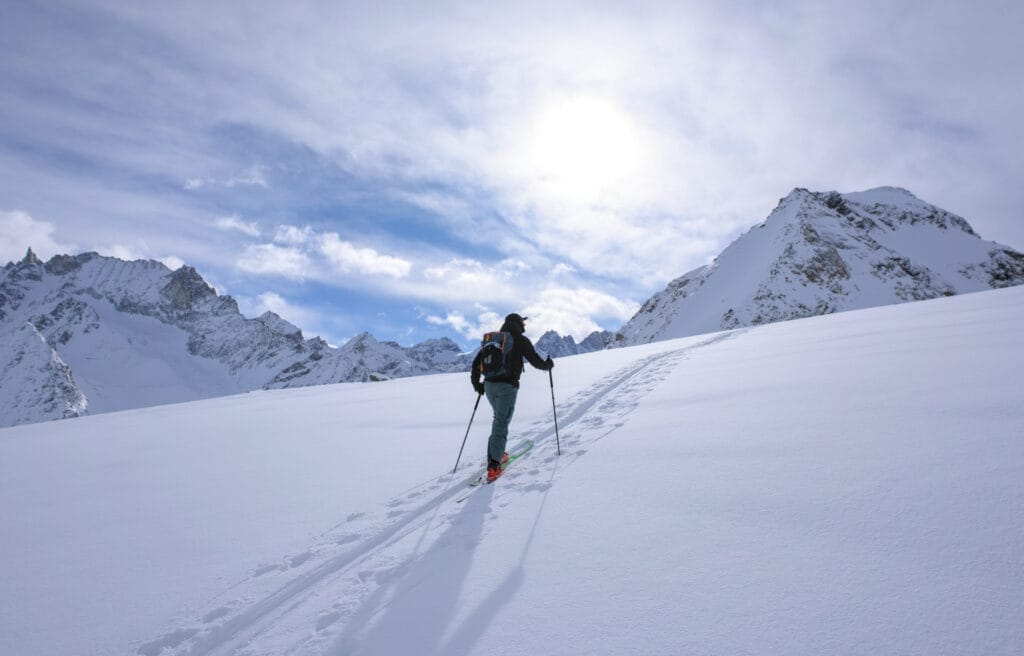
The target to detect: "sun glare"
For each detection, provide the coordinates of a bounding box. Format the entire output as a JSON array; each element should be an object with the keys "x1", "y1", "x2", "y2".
[{"x1": 531, "y1": 97, "x2": 640, "y2": 200}]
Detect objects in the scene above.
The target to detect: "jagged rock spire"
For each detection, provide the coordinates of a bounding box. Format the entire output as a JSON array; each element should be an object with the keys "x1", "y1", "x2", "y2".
[{"x1": 20, "y1": 248, "x2": 43, "y2": 267}]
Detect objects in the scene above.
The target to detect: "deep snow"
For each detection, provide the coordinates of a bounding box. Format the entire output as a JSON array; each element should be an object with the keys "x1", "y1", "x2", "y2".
[{"x1": 2, "y1": 287, "x2": 1022, "y2": 655}]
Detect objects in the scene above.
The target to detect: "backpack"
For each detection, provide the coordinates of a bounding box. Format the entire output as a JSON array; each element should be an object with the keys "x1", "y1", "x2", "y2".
[{"x1": 479, "y1": 331, "x2": 514, "y2": 380}]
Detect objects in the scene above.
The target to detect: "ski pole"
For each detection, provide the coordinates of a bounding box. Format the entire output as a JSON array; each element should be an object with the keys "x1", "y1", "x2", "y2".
[
  {"x1": 453, "y1": 393, "x2": 482, "y2": 473},
  {"x1": 549, "y1": 369, "x2": 561, "y2": 456}
]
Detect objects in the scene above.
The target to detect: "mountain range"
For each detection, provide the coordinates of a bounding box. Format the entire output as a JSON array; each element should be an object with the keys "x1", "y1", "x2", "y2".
[
  {"x1": 0, "y1": 252, "x2": 471, "y2": 427},
  {"x1": 3, "y1": 185, "x2": 1022, "y2": 427}
]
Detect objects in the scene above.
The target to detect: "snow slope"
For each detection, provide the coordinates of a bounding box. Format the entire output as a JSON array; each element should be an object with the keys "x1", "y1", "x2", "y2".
[{"x1": 2, "y1": 287, "x2": 1022, "y2": 656}]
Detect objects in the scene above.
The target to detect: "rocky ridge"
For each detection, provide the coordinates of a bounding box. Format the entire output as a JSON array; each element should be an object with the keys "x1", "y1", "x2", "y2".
[
  {"x1": 617, "y1": 187, "x2": 1024, "y2": 345},
  {"x1": 0, "y1": 251, "x2": 472, "y2": 427}
]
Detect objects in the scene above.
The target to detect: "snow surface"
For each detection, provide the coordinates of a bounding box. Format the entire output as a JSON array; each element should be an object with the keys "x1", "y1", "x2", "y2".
[{"x1": 2, "y1": 287, "x2": 1022, "y2": 656}]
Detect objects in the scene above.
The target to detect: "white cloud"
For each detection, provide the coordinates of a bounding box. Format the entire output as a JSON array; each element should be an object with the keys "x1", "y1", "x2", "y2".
[
  {"x1": 319, "y1": 232, "x2": 411, "y2": 279},
  {"x1": 224, "y1": 165, "x2": 268, "y2": 188},
  {"x1": 0, "y1": 210, "x2": 75, "y2": 264},
  {"x1": 521, "y1": 285, "x2": 638, "y2": 339},
  {"x1": 237, "y1": 225, "x2": 412, "y2": 282},
  {"x1": 426, "y1": 309, "x2": 502, "y2": 341},
  {"x1": 159, "y1": 255, "x2": 186, "y2": 271},
  {"x1": 499, "y1": 259, "x2": 532, "y2": 276},
  {"x1": 185, "y1": 166, "x2": 269, "y2": 191},
  {"x1": 273, "y1": 225, "x2": 315, "y2": 246},
  {"x1": 428, "y1": 283, "x2": 637, "y2": 343},
  {"x1": 214, "y1": 215, "x2": 261, "y2": 237},
  {"x1": 424, "y1": 258, "x2": 490, "y2": 285},
  {"x1": 237, "y1": 243, "x2": 311, "y2": 279},
  {"x1": 238, "y1": 291, "x2": 312, "y2": 332}
]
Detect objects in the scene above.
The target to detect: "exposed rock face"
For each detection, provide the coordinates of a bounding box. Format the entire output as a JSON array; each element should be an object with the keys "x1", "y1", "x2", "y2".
[
  {"x1": 0, "y1": 322, "x2": 87, "y2": 426},
  {"x1": 618, "y1": 187, "x2": 1024, "y2": 345},
  {"x1": 535, "y1": 330, "x2": 614, "y2": 357}
]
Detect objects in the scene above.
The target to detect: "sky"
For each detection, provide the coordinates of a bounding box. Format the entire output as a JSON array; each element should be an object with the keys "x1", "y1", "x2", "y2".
[{"x1": 2, "y1": 0, "x2": 1022, "y2": 349}]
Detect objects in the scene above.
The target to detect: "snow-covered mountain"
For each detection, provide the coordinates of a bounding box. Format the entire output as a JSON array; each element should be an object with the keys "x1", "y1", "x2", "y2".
[
  {"x1": 619, "y1": 186, "x2": 1024, "y2": 345},
  {"x1": 534, "y1": 329, "x2": 613, "y2": 357},
  {"x1": 0, "y1": 250, "x2": 472, "y2": 427}
]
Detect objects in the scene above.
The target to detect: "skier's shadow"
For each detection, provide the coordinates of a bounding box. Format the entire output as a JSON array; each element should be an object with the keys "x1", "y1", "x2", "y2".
[
  {"x1": 330, "y1": 484, "x2": 499, "y2": 656},
  {"x1": 331, "y1": 467, "x2": 554, "y2": 656},
  {"x1": 435, "y1": 472, "x2": 554, "y2": 656}
]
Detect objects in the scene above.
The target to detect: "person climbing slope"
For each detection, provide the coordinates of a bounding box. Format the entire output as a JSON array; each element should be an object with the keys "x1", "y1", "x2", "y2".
[{"x1": 470, "y1": 313, "x2": 554, "y2": 482}]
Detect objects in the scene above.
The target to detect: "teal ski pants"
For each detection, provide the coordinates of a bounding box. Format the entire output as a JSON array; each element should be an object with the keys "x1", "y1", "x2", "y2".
[{"x1": 484, "y1": 381, "x2": 518, "y2": 462}]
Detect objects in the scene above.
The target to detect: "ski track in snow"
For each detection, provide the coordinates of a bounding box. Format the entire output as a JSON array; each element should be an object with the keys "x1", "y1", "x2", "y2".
[{"x1": 137, "y1": 330, "x2": 741, "y2": 656}]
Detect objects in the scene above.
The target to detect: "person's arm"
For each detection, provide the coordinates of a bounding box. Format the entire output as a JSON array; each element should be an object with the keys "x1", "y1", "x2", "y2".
[
  {"x1": 470, "y1": 350, "x2": 485, "y2": 393},
  {"x1": 518, "y1": 335, "x2": 553, "y2": 370}
]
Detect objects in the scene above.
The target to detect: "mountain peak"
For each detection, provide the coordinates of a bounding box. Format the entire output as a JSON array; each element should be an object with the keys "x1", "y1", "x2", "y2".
[
  {"x1": 619, "y1": 186, "x2": 1024, "y2": 345},
  {"x1": 161, "y1": 266, "x2": 215, "y2": 310},
  {"x1": 19, "y1": 248, "x2": 43, "y2": 267}
]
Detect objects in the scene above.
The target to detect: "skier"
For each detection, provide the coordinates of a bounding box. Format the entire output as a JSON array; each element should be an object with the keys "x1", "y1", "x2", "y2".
[{"x1": 471, "y1": 313, "x2": 554, "y2": 482}]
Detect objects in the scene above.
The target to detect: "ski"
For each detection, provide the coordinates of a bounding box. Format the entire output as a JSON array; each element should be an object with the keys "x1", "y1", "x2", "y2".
[{"x1": 456, "y1": 440, "x2": 534, "y2": 502}]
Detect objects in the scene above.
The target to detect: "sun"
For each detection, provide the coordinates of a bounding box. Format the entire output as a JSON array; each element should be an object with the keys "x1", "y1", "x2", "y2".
[{"x1": 530, "y1": 97, "x2": 640, "y2": 200}]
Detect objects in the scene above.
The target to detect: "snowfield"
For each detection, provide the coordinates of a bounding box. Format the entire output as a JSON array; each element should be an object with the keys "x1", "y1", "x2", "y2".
[{"x1": 2, "y1": 287, "x2": 1022, "y2": 656}]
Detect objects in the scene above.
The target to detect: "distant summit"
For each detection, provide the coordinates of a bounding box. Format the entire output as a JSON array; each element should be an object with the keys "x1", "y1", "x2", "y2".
[
  {"x1": 535, "y1": 329, "x2": 613, "y2": 357},
  {"x1": 617, "y1": 187, "x2": 1024, "y2": 345},
  {"x1": 0, "y1": 252, "x2": 472, "y2": 427}
]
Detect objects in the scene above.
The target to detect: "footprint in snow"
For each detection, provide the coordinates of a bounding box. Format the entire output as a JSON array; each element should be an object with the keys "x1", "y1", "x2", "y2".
[
  {"x1": 136, "y1": 627, "x2": 199, "y2": 656},
  {"x1": 252, "y1": 563, "x2": 281, "y2": 578},
  {"x1": 288, "y1": 551, "x2": 312, "y2": 568},
  {"x1": 335, "y1": 533, "x2": 361, "y2": 546},
  {"x1": 202, "y1": 606, "x2": 232, "y2": 623},
  {"x1": 316, "y1": 610, "x2": 344, "y2": 631}
]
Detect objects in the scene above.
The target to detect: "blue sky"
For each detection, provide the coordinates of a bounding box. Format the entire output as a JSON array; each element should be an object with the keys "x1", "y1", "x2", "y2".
[{"x1": 2, "y1": 1, "x2": 1022, "y2": 349}]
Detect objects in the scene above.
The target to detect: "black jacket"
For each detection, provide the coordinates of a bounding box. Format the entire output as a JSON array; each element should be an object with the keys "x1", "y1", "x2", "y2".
[{"x1": 471, "y1": 330, "x2": 549, "y2": 388}]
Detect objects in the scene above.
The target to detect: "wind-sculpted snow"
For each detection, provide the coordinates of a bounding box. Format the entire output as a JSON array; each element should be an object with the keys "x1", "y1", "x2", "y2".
[
  {"x1": 0, "y1": 250, "x2": 472, "y2": 427},
  {"x1": 619, "y1": 186, "x2": 1024, "y2": 345}
]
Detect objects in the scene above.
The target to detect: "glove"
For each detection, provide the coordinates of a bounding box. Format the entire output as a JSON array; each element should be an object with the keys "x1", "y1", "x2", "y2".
[
  {"x1": 545, "y1": 357, "x2": 554, "y2": 370},
  {"x1": 473, "y1": 381, "x2": 485, "y2": 395}
]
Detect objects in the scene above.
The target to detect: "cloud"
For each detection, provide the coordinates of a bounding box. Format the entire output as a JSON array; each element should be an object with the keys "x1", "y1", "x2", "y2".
[
  {"x1": 426, "y1": 308, "x2": 502, "y2": 341},
  {"x1": 423, "y1": 258, "x2": 492, "y2": 286},
  {"x1": 427, "y1": 282, "x2": 637, "y2": 343},
  {"x1": 237, "y1": 243, "x2": 312, "y2": 279},
  {"x1": 185, "y1": 166, "x2": 269, "y2": 191},
  {"x1": 237, "y1": 291, "x2": 313, "y2": 332},
  {"x1": 0, "y1": 210, "x2": 75, "y2": 264},
  {"x1": 319, "y1": 232, "x2": 411, "y2": 279},
  {"x1": 237, "y1": 225, "x2": 413, "y2": 281},
  {"x1": 521, "y1": 285, "x2": 638, "y2": 339},
  {"x1": 274, "y1": 225, "x2": 315, "y2": 246},
  {"x1": 214, "y1": 215, "x2": 261, "y2": 237},
  {"x1": 159, "y1": 255, "x2": 186, "y2": 270}
]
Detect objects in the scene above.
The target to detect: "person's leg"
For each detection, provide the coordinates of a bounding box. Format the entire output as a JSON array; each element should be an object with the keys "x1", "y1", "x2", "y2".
[{"x1": 484, "y1": 382, "x2": 518, "y2": 463}]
